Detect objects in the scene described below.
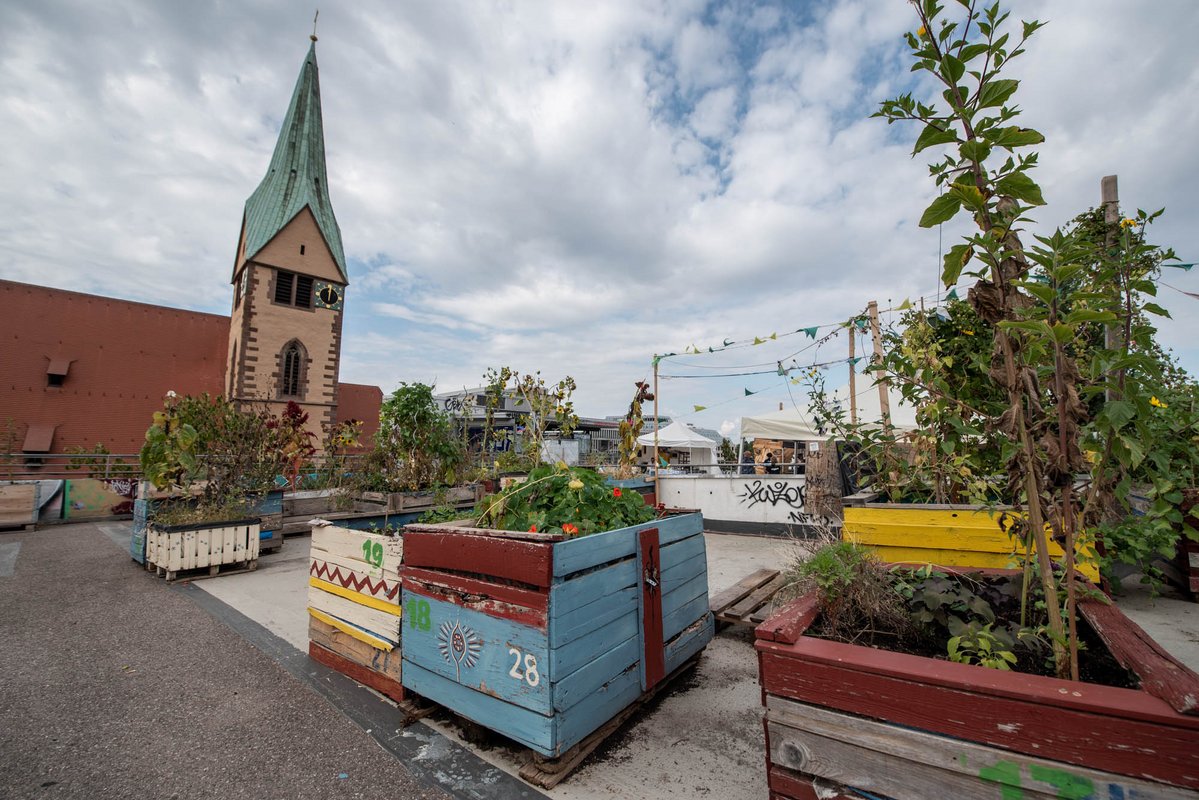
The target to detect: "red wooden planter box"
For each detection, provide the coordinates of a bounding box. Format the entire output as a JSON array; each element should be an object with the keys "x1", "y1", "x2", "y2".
[{"x1": 756, "y1": 591, "x2": 1199, "y2": 799}]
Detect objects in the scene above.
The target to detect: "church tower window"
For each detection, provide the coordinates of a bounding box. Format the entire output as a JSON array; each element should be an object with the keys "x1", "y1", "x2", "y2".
[{"x1": 280, "y1": 340, "x2": 306, "y2": 398}]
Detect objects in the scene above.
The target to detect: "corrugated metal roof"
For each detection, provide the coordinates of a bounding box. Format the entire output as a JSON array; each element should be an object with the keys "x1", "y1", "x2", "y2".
[{"x1": 241, "y1": 42, "x2": 347, "y2": 281}]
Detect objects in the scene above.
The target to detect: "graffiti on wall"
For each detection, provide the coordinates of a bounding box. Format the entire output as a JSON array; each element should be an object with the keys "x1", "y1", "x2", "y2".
[{"x1": 736, "y1": 479, "x2": 833, "y2": 527}]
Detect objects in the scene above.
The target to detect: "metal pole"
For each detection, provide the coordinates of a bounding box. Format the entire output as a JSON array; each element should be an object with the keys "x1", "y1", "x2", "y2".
[{"x1": 653, "y1": 359, "x2": 660, "y2": 500}]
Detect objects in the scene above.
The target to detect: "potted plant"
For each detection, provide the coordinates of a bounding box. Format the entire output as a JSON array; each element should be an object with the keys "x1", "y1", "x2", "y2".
[
  {"x1": 758, "y1": 542, "x2": 1199, "y2": 798},
  {"x1": 400, "y1": 462, "x2": 714, "y2": 760},
  {"x1": 136, "y1": 392, "x2": 284, "y2": 578}
]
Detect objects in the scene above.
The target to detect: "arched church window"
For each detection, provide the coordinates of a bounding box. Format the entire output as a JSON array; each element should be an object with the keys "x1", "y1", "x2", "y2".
[{"x1": 281, "y1": 341, "x2": 305, "y2": 398}]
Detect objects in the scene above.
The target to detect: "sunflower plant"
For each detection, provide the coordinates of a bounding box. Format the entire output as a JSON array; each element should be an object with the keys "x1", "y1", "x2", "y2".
[{"x1": 474, "y1": 462, "x2": 656, "y2": 537}]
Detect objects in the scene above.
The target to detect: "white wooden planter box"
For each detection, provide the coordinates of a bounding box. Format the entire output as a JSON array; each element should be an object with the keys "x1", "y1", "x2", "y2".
[{"x1": 146, "y1": 517, "x2": 261, "y2": 580}]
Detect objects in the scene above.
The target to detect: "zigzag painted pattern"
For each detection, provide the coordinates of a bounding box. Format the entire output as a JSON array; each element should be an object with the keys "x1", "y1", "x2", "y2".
[{"x1": 310, "y1": 560, "x2": 400, "y2": 602}]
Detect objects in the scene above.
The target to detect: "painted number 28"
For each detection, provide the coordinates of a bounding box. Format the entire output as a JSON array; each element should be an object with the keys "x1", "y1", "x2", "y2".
[
  {"x1": 361, "y1": 540, "x2": 384, "y2": 568},
  {"x1": 508, "y1": 648, "x2": 540, "y2": 687}
]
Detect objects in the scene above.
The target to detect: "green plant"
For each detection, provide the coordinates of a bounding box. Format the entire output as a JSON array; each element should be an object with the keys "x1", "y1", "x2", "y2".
[
  {"x1": 948, "y1": 622, "x2": 1018, "y2": 670},
  {"x1": 140, "y1": 393, "x2": 201, "y2": 492},
  {"x1": 65, "y1": 442, "x2": 136, "y2": 478},
  {"x1": 373, "y1": 382, "x2": 464, "y2": 492},
  {"x1": 474, "y1": 463, "x2": 654, "y2": 537},
  {"x1": 616, "y1": 381, "x2": 654, "y2": 479},
  {"x1": 418, "y1": 503, "x2": 470, "y2": 524}
]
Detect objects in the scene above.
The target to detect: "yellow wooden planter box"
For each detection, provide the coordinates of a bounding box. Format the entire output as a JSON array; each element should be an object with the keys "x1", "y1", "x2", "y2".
[{"x1": 842, "y1": 503, "x2": 1100, "y2": 582}]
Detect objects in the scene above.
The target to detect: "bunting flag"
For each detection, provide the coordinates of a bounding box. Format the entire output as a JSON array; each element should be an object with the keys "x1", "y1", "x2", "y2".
[
  {"x1": 803, "y1": 326, "x2": 818, "y2": 339},
  {"x1": 897, "y1": 299, "x2": 913, "y2": 310},
  {"x1": 856, "y1": 318, "x2": 869, "y2": 329},
  {"x1": 723, "y1": 339, "x2": 735, "y2": 346},
  {"x1": 753, "y1": 336, "x2": 765, "y2": 345},
  {"x1": 693, "y1": 405, "x2": 707, "y2": 412},
  {"x1": 744, "y1": 388, "x2": 756, "y2": 396},
  {"x1": 770, "y1": 332, "x2": 778, "y2": 340},
  {"x1": 947, "y1": 288, "x2": 959, "y2": 301},
  {"x1": 1165, "y1": 263, "x2": 1196, "y2": 270},
  {"x1": 777, "y1": 362, "x2": 786, "y2": 376}
]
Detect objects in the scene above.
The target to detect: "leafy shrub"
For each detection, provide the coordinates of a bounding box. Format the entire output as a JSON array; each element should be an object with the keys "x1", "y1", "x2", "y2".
[{"x1": 475, "y1": 463, "x2": 655, "y2": 537}]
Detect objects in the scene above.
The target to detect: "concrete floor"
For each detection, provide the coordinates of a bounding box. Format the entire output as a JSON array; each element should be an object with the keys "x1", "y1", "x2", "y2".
[
  {"x1": 6, "y1": 521, "x2": 1196, "y2": 800},
  {"x1": 198, "y1": 530, "x2": 799, "y2": 800}
]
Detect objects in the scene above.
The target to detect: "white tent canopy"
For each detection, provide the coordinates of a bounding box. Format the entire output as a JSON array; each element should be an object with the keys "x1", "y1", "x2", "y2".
[
  {"x1": 637, "y1": 420, "x2": 720, "y2": 474},
  {"x1": 739, "y1": 382, "x2": 918, "y2": 442}
]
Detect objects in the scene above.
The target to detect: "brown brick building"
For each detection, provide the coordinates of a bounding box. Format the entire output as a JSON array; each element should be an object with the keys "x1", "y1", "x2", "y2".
[{"x1": 0, "y1": 39, "x2": 380, "y2": 461}]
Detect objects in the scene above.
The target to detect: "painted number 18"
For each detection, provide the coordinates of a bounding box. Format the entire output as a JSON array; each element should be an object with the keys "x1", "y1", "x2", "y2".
[
  {"x1": 508, "y1": 647, "x2": 540, "y2": 687},
  {"x1": 406, "y1": 598, "x2": 431, "y2": 631},
  {"x1": 361, "y1": 540, "x2": 384, "y2": 568}
]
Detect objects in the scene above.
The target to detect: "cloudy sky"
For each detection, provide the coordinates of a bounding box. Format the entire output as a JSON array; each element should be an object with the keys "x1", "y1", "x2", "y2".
[{"x1": 3, "y1": 0, "x2": 1197, "y2": 438}]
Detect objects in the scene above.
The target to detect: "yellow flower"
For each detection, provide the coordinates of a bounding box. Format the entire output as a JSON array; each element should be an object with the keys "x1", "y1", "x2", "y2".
[
  {"x1": 568, "y1": 478, "x2": 584, "y2": 491},
  {"x1": 1120, "y1": 218, "x2": 1136, "y2": 229},
  {"x1": 962, "y1": 329, "x2": 975, "y2": 336},
  {"x1": 1150, "y1": 396, "x2": 1168, "y2": 409},
  {"x1": 917, "y1": 25, "x2": 928, "y2": 37}
]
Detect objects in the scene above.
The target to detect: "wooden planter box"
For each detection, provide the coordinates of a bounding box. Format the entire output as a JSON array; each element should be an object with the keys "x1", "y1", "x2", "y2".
[
  {"x1": 145, "y1": 517, "x2": 261, "y2": 580},
  {"x1": 400, "y1": 511, "x2": 714, "y2": 757},
  {"x1": 756, "y1": 591, "x2": 1199, "y2": 799},
  {"x1": 307, "y1": 521, "x2": 405, "y2": 701},
  {"x1": 0, "y1": 482, "x2": 39, "y2": 529},
  {"x1": 357, "y1": 484, "x2": 483, "y2": 514},
  {"x1": 842, "y1": 500, "x2": 1101, "y2": 583}
]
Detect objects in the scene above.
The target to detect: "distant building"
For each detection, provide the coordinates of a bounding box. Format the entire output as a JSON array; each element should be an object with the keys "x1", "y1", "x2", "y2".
[{"x1": 0, "y1": 39, "x2": 380, "y2": 465}]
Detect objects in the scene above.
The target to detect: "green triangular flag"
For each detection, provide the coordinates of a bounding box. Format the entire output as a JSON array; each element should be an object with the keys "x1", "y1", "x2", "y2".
[
  {"x1": 1166, "y1": 263, "x2": 1196, "y2": 270},
  {"x1": 777, "y1": 363, "x2": 786, "y2": 376},
  {"x1": 897, "y1": 299, "x2": 912, "y2": 310},
  {"x1": 803, "y1": 326, "x2": 818, "y2": 339},
  {"x1": 744, "y1": 388, "x2": 755, "y2": 396},
  {"x1": 693, "y1": 405, "x2": 706, "y2": 412},
  {"x1": 723, "y1": 339, "x2": 734, "y2": 346},
  {"x1": 947, "y1": 288, "x2": 959, "y2": 300},
  {"x1": 856, "y1": 318, "x2": 869, "y2": 329},
  {"x1": 769, "y1": 332, "x2": 777, "y2": 340},
  {"x1": 752, "y1": 336, "x2": 765, "y2": 345}
]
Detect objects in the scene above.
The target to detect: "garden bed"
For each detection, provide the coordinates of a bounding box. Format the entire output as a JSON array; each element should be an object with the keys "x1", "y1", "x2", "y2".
[
  {"x1": 400, "y1": 510, "x2": 714, "y2": 759},
  {"x1": 756, "y1": 590, "x2": 1199, "y2": 798}
]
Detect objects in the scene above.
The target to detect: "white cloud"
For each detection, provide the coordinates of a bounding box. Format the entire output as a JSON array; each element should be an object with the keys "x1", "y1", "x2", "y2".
[{"x1": 1, "y1": 0, "x2": 1197, "y2": 435}]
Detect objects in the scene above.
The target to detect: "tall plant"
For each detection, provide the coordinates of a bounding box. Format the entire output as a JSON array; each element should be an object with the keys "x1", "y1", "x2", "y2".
[
  {"x1": 617, "y1": 381, "x2": 654, "y2": 478},
  {"x1": 373, "y1": 382, "x2": 464, "y2": 491},
  {"x1": 877, "y1": 0, "x2": 1080, "y2": 676}
]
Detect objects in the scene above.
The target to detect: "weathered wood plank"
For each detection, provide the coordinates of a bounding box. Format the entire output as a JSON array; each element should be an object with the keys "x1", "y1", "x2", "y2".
[
  {"x1": 0, "y1": 484, "x2": 37, "y2": 525},
  {"x1": 550, "y1": 610, "x2": 639, "y2": 678},
  {"x1": 308, "y1": 616, "x2": 402, "y2": 682},
  {"x1": 767, "y1": 694, "x2": 1196, "y2": 800},
  {"x1": 307, "y1": 585, "x2": 401, "y2": 644},
  {"x1": 709, "y1": 568, "x2": 779, "y2": 615},
  {"x1": 309, "y1": 557, "x2": 400, "y2": 603},
  {"x1": 309, "y1": 577, "x2": 400, "y2": 616},
  {"x1": 638, "y1": 527, "x2": 665, "y2": 691},
  {"x1": 757, "y1": 647, "x2": 1199, "y2": 789},
  {"x1": 843, "y1": 505, "x2": 1101, "y2": 581},
  {"x1": 767, "y1": 765, "x2": 855, "y2": 800},
  {"x1": 552, "y1": 635, "x2": 639, "y2": 713},
  {"x1": 725, "y1": 575, "x2": 785, "y2": 621},
  {"x1": 400, "y1": 590, "x2": 552, "y2": 714},
  {"x1": 310, "y1": 523, "x2": 403, "y2": 572},
  {"x1": 1081, "y1": 600, "x2": 1199, "y2": 715},
  {"x1": 549, "y1": 559, "x2": 637, "y2": 619},
  {"x1": 402, "y1": 530, "x2": 554, "y2": 587},
  {"x1": 405, "y1": 566, "x2": 547, "y2": 617},
  {"x1": 550, "y1": 587, "x2": 638, "y2": 648},
  {"x1": 309, "y1": 641, "x2": 405, "y2": 703}
]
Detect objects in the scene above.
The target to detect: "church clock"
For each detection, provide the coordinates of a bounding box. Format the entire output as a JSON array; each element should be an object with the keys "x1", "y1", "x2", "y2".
[{"x1": 314, "y1": 281, "x2": 344, "y2": 310}]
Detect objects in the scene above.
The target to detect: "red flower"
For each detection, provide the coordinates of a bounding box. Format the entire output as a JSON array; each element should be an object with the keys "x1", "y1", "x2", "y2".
[
  {"x1": 562, "y1": 523, "x2": 578, "y2": 535},
  {"x1": 613, "y1": 488, "x2": 623, "y2": 498},
  {"x1": 528, "y1": 525, "x2": 538, "y2": 532}
]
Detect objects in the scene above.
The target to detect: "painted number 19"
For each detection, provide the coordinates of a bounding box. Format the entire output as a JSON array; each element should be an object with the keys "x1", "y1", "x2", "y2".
[
  {"x1": 508, "y1": 647, "x2": 540, "y2": 687},
  {"x1": 361, "y1": 540, "x2": 383, "y2": 568}
]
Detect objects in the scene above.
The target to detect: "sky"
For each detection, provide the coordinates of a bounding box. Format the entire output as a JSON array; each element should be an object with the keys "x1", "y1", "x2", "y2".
[{"x1": 2, "y1": 0, "x2": 1198, "y2": 440}]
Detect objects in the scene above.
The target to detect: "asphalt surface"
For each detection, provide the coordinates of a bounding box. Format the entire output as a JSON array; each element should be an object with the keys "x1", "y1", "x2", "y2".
[{"x1": 0, "y1": 524, "x2": 450, "y2": 800}]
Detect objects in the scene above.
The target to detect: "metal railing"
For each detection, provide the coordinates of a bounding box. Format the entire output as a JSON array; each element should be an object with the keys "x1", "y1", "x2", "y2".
[{"x1": 0, "y1": 453, "x2": 143, "y2": 481}]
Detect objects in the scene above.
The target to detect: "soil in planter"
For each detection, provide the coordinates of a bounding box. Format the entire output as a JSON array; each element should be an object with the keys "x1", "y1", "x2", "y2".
[{"x1": 801, "y1": 568, "x2": 1139, "y2": 689}]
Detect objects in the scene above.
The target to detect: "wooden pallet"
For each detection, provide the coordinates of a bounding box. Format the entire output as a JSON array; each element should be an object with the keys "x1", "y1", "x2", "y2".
[
  {"x1": 517, "y1": 653, "x2": 702, "y2": 789},
  {"x1": 154, "y1": 559, "x2": 258, "y2": 582},
  {"x1": 710, "y1": 568, "x2": 785, "y2": 627}
]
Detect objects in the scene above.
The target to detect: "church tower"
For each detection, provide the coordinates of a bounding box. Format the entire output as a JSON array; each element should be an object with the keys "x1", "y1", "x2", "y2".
[{"x1": 226, "y1": 37, "x2": 348, "y2": 443}]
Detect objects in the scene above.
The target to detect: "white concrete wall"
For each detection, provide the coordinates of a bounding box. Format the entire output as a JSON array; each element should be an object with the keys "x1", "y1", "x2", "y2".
[{"x1": 658, "y1": 475, "x2": 819, "y2": 526}]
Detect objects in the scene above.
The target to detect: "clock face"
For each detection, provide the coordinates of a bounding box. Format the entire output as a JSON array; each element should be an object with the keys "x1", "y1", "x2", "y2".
[{"x1": 314, "y1": 281, "x2": 344, "y2": 310}]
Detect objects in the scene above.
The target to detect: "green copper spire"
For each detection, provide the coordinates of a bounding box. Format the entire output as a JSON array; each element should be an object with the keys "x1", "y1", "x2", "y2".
[{"x1": 241, "y1": 41, "x2": 347, "y2": 281}]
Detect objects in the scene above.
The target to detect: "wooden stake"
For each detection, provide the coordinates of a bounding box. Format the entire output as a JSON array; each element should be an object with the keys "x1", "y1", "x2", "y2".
[
  {"x1": 867, "y1": 301, "x2": 891, "y2": 430},
  {"x1": 653, "y1": 359, "x2": 660, "y2": 498},
  {"x1": 848, "y1": 326, "x2": 858, "y2": 425},
  {"x1": 1102, "y1": 175, "x2": 1119, "y2": 403}
]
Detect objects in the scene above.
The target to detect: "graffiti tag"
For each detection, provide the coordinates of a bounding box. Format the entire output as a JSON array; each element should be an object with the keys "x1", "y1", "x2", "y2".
[{"x1": 738, "y1": 480, "x2": 805, "y2": 510}]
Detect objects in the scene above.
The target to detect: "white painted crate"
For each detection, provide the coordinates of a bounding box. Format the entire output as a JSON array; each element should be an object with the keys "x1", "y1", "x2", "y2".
[{"x1": 146, "y1": 518, "x2": 261, "y2": 580}]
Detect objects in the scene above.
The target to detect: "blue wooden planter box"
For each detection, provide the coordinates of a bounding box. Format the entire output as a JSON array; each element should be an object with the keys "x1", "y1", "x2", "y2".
[{"x1": 400, "y1": 511, "x2": 714, "y2": 757}]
